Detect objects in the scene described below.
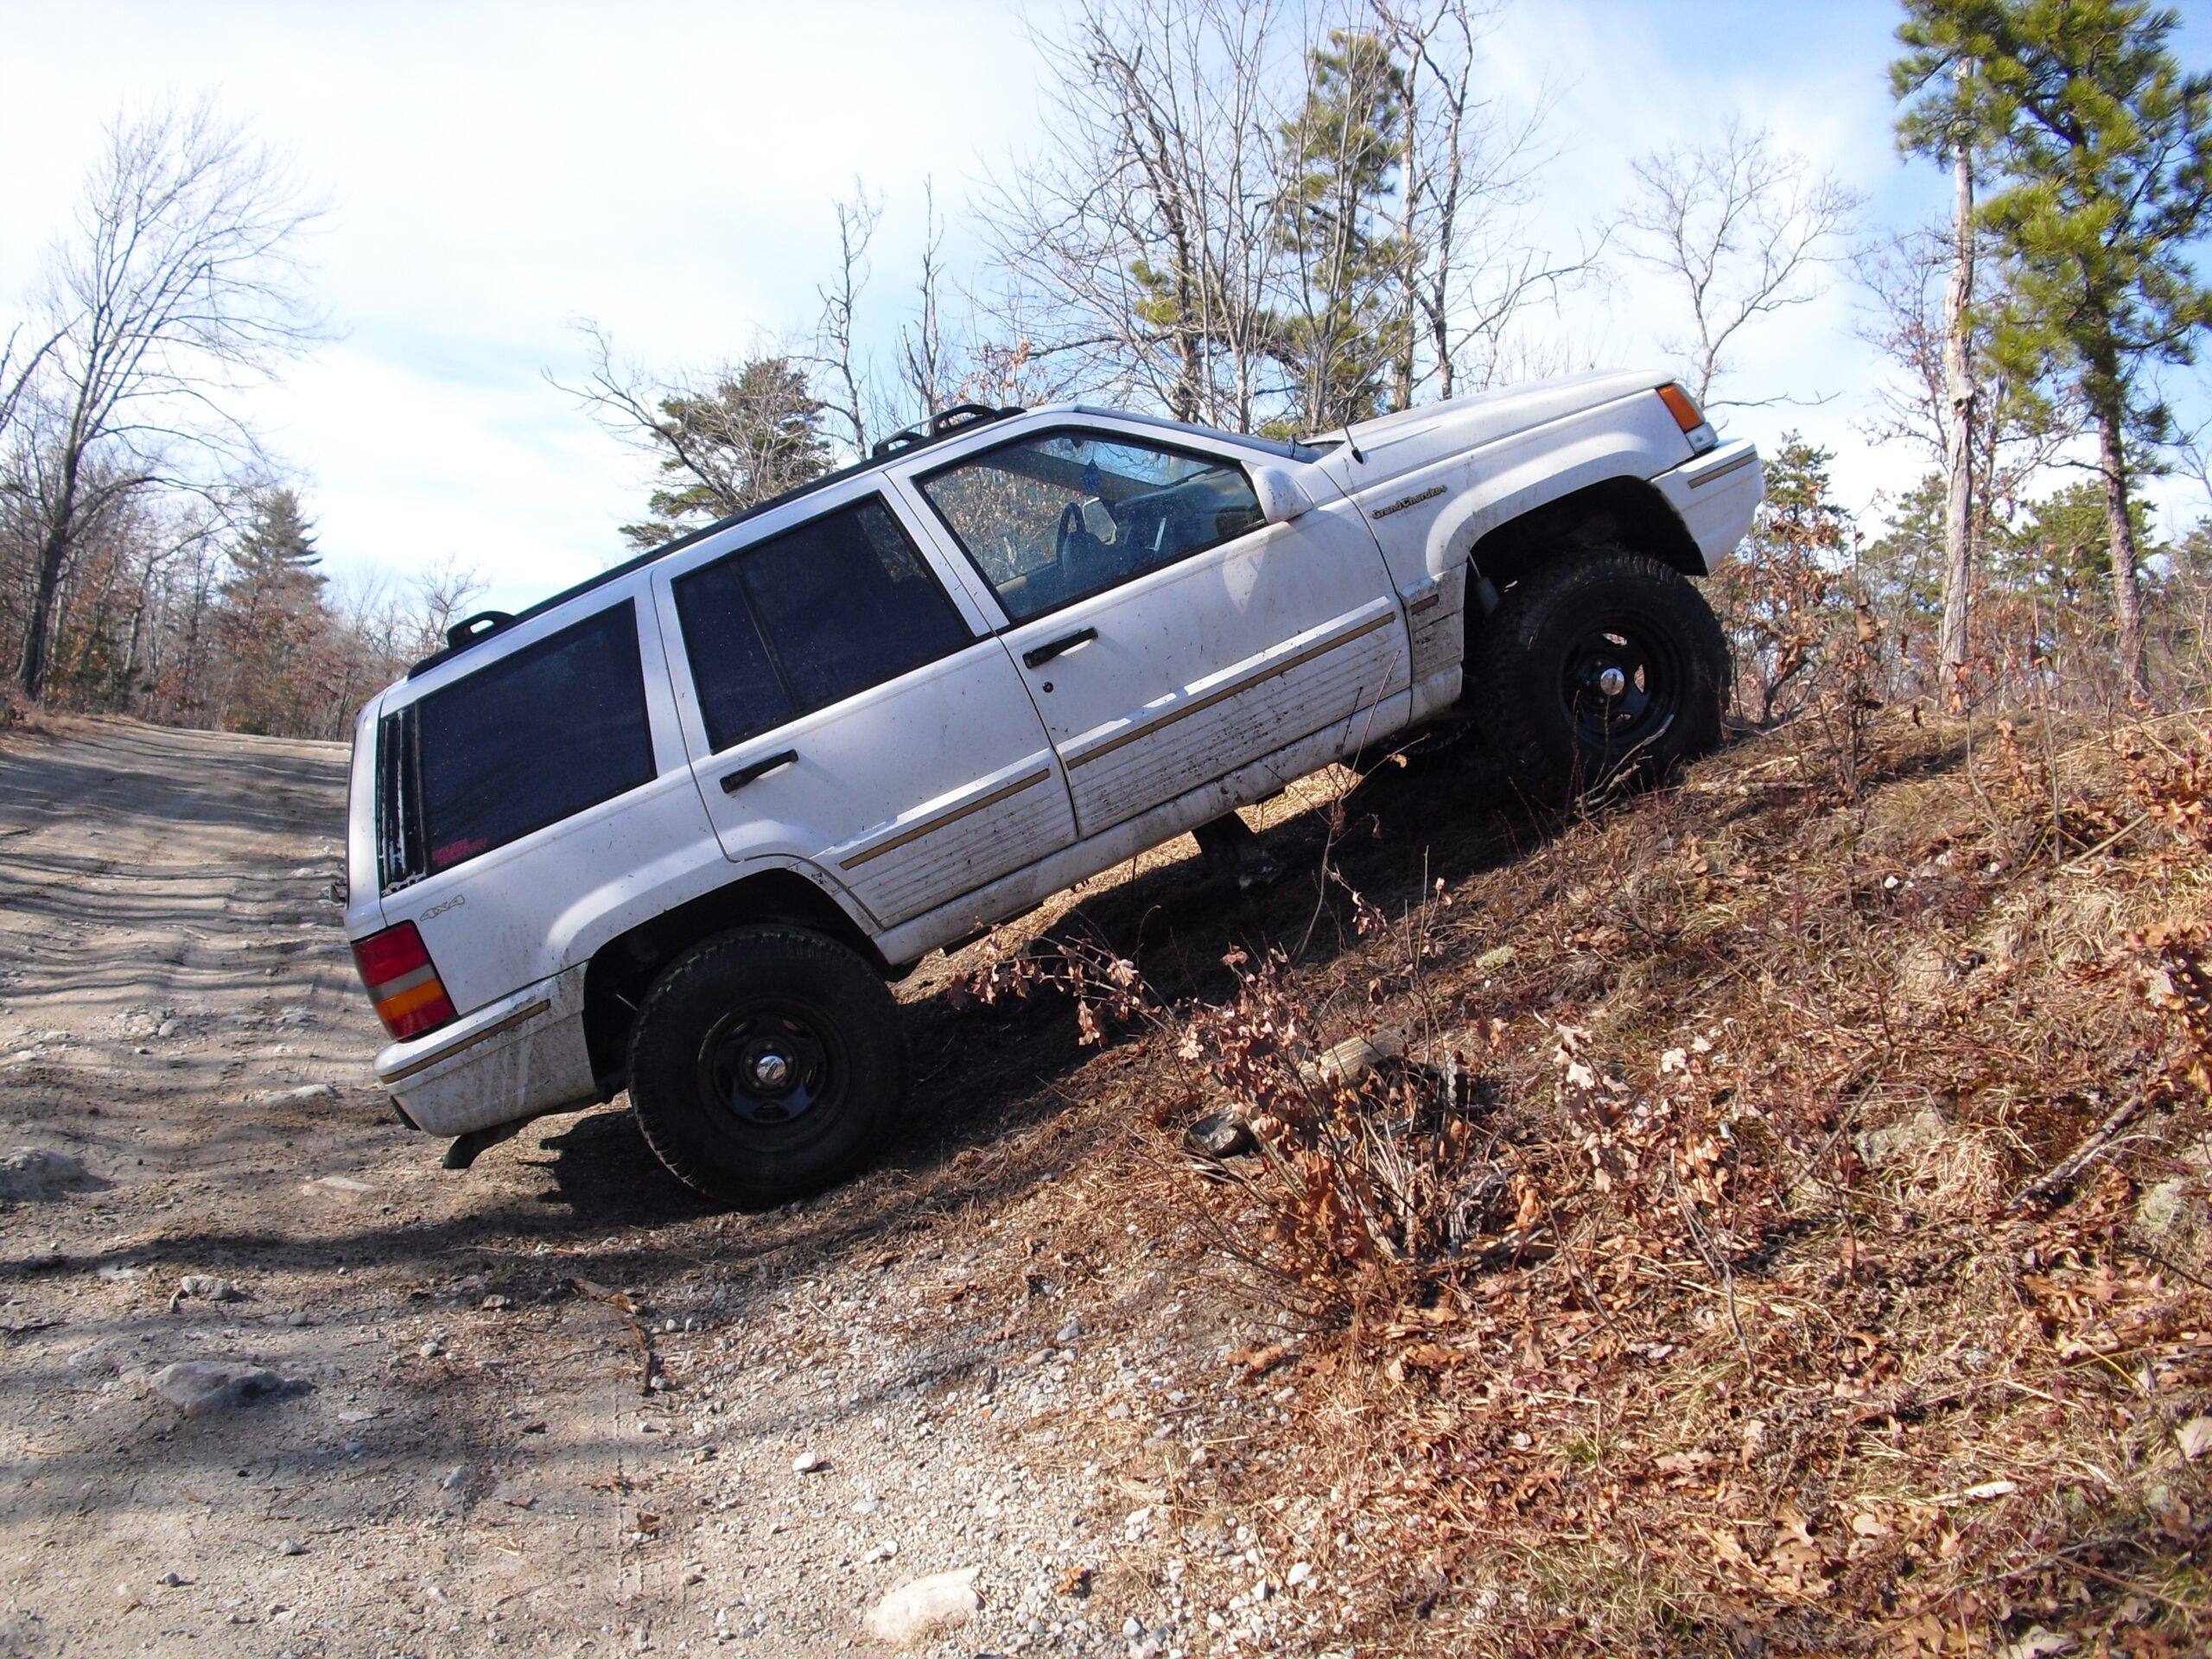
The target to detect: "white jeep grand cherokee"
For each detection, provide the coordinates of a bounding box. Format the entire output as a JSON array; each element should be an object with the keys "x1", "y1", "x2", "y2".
[{"x1": 345, "y1": 370, "x2": 1761, "y2": 1205}]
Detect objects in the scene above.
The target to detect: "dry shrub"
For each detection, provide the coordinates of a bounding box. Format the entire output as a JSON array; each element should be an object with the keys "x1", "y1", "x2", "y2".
[{"x1": 1146, "y1": 708, "x2": 2212, "y2": 1657}]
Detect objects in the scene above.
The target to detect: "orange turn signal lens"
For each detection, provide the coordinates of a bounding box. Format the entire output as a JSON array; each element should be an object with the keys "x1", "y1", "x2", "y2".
[
  {"x1": 351, "y1": 922, "x2": 459, "y2": 1041},
  {"x1": 1657, "y1": 384, "x2": 1707, "y2": 434}
]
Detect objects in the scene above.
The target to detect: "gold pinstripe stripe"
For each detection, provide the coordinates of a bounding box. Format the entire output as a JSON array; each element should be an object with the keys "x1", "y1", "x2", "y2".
[
  {"x1": 379, "y1": 999, "x2": 552, "y2": 1085},
  {"x1": 1066, "y1": 611, "x2": 1398, "y2": 771},
  {"x1": 838, "y1": 767, "x2": 1055, "y2": 870},
  {"x1": 1688, "y1": 448, "x2": 1758, "y2": 489}
]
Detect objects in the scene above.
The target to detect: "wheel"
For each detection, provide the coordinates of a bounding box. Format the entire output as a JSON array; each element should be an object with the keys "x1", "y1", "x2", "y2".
[
  {"x1": 626, "y1": 925, "x2": 907, "y2": 1208},
  {"x1": 1472, "y1": 547, "x2": 1728, "y2": 801}
]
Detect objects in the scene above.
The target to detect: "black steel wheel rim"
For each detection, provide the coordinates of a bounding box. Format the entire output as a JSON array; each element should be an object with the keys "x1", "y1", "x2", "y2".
[
  {"x1": 1559, "y1": 616, "x2": 1682, "y2": 757},
  {"x1": 697, "y1": 1002, "x2": 840, "y2": 1131}
]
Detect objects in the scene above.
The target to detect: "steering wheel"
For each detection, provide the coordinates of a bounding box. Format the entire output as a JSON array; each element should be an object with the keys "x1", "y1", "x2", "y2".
[{"x1": 1054, "y1": 501, "x2": 1087, "y2": 564}]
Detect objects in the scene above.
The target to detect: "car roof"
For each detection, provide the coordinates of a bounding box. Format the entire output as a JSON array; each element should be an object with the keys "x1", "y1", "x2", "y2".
[{"x1": 404, "y1": 401, "x2": 1318, "y2": 680}]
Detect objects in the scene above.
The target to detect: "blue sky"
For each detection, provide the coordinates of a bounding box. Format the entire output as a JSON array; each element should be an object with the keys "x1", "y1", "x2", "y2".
[{"x1": 3, "y1": 0, "x2": 2209, "y2": 614}]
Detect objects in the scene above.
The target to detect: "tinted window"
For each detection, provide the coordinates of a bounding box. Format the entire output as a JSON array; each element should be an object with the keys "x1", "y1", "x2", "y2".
[
  {"x1": 919, "y1": 433, "x2": 1263, "y2": 623},
  {"x1": 674, "y1": 496, "x2": 969, "y2": 753},
  {"x1": 404, "y1": 604, "x2": 656, "y2": 880}
]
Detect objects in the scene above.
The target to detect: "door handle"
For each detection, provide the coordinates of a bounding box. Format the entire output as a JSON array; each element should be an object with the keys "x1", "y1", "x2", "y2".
[
  {"x1": 720, "y1": 748, "x2": 798, "y2": 793},
  {"x1": 1022, "y1": 626, "x2": 1097, "y2": 670}
]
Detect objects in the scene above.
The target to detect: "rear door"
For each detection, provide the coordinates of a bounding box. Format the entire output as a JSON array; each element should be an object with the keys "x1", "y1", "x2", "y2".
[
  {"x1": 907, "y1": 423, "x2": 1406, "y2": 839},
  {"x1": 652, "y1": 485, "x2": 1077, "y2": 931}
]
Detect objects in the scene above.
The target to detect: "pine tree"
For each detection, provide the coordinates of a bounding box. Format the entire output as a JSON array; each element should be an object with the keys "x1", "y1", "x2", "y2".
[
  {"x1": 620, "y1": 358, "x2": 830, "y2": 550},
  {"x1": 1273, "y1": 29, "x2": 1409, "y2": 430},
  {"x1": 1918, "y1": 0, "x2": 2212, "y2": 701},
  {"x1": 213, "y1": 486, "x2": 329, "y2": 734}
]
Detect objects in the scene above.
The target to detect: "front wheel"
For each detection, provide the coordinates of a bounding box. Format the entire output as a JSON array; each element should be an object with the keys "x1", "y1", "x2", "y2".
[
  {"x1": 626, "y1": 925, "x2": 907, "y2": 1209},
  {"x1": 1472, "y1": 547, "x2": 1728, "y2": 802}
]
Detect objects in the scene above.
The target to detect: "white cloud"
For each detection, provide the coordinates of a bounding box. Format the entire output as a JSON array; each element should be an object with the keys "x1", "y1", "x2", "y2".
[{"x1": 3, "y1": 0, "x2": 2206, "y2": 616}]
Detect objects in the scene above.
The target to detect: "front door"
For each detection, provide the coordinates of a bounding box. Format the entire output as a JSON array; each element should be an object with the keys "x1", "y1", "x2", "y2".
[
  {"x1": 652, "y1": 489, "x2": 1077, "y2": 930},
  {"x1": 908, "y1": 424, "x2": 1407, "y2": 838}
]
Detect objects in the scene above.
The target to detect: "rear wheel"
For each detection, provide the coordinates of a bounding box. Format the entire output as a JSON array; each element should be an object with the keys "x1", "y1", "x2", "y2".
[
  {"x1": 626, "y1": 925, "x2": 906, "y2": 1208},
  {"x1": 1473, "y1": 547, "x2": 1727, "y2": 801}
]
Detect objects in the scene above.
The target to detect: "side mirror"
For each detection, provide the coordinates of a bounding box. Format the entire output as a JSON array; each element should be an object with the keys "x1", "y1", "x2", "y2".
[{"x1": 1250, "y1": 465, "x2": 1315, "y2": 525}]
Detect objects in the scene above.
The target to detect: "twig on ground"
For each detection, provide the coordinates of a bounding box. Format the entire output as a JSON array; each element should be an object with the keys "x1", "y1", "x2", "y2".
[{"x1": 2006, "y1": 1093, "x2": 2149, "y2": 1211}]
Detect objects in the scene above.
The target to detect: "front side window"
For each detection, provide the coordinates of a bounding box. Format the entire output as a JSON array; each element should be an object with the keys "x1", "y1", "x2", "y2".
[
  {"x1": 673, "y1": 494, "x2": 970, "y2": 753},
  {"x1": 379, "y1": 601, "x2": 656, "y2": 889},
  {"x1": 918, "y1": 431, "x2": 1264, "y2": 623}
]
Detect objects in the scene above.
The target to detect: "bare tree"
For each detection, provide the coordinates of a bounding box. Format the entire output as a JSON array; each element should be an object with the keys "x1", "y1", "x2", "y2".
[
  {"x1": 1856, "y1": 226, "x2": 2072, "y2": 607},
  {"x1": 1622, "y1": 123, "x2": 1859, "y2": 408},
  {"x1": 896, "y1": 181, "x2": 961, "y2": 426},
  {"x1": 1370, "y1": 0, "x2": 1588, "y2": 404},
  {"x1": 813, "y1": 182, "x2": 883, "y2": 458},
  {"x1": 7, "y1": 100, "x2": 322, "y2": 700},
  {"x1": 979, "y1": 0, "x2": 1298, "y2": 431}
]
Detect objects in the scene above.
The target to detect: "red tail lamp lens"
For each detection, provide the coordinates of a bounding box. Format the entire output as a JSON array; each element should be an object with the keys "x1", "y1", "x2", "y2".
[
  {"x1": 350, "y1": 922, "x2": 459, "y2": 1041},
  {"x1": 1657, "y1": 383, "x2": 1707, "y2": 434}
]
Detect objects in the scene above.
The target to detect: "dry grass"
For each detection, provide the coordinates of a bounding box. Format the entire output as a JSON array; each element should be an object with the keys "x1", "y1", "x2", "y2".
[{"x1": 1079, "y1": 709, "x2": 2212, "y2": 1656}]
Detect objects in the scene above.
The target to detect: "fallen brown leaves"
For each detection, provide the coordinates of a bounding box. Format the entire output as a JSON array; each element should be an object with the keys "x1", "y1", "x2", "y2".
[{"x1": 1147, "y1": 709, "x2": 2212, "y2": 1656}]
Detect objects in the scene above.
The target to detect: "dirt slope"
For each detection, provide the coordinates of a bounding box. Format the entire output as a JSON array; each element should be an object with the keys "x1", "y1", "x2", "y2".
[
  {"x1": 9, "y1": 709, "x2": 2208, "y2": 1659},
  {"x1": 0, "y1": 716, "x2": 1327, "y2": 1659}
]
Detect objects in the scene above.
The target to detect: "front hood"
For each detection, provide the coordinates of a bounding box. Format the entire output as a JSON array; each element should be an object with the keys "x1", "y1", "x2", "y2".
[{"x1": 1325, "y1": 367, "x2": 1670, "y2": 483}]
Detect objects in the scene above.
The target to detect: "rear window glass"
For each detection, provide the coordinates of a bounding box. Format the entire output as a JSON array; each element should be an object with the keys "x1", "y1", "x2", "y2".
[
  {"x1": 674, "y1": 495, "x2": 969, "y2": 753},
  {"x1": 378, "y1": 602, "x2": 656, "y2": 889}
]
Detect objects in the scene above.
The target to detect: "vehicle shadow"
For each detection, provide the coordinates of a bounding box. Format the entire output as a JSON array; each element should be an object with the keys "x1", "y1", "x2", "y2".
[{"x1": 520, "y1": 744, "x2": 1574, "y2": 1234}]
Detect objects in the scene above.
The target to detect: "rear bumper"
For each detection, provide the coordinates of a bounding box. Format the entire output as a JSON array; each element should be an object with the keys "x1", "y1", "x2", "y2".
[
  {"x1": 1653, "y1": 441, "x2": 1762, "y2": 572},
  {"x1": 372, "y1": 965, "x2": 599, "y2": 1136}
]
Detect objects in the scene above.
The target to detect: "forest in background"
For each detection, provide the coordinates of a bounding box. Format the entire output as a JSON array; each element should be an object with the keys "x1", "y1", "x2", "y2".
[{"x1": 1, "y1": 0, "x2": 2209, "y2": 739}]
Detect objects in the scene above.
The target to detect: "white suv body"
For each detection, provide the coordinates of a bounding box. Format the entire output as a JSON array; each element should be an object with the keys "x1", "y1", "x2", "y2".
[{"x1": 344, "y1": 369, "x2": 1762, "y2": 1193}]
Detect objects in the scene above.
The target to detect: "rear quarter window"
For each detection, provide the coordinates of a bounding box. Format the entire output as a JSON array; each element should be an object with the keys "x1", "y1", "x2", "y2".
[{"x1": 378, "y1": 602, "x2": 657, "y2": 890}]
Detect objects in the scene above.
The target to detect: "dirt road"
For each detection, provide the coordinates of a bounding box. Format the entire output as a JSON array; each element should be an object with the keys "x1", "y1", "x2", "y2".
[{"x1": 0, "y1": 719, "x2": 1334, "y2": 1659}]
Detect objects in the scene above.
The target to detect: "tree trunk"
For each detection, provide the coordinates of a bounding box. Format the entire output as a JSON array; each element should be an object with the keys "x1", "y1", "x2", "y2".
[
  {"x1": 1937, "y1": 115, "x2": 1977, "y2": 705},
  {"x1": 2095, "y1": 402, "x2": 2151, "y2": 703},
  {"x1": 16, "y1": 508, "x2": 73, "y2": 701}
]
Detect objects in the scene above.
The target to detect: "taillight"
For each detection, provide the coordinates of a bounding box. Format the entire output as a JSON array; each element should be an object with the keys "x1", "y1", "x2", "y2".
[
  {"x1": 351, "y1": 922, "x2": 459, "y2": 1041},
  {"x1": 1656, "y1": 383, "x2": 1708, "y2": 435}
]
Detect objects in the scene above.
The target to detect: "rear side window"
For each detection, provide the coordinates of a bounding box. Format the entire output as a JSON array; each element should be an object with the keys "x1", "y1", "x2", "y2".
[
  {"x1": 377, "y1": 602, "x2": 656, "y2": 891},
  {"x1": 673, "y1": 495, "x2": 969, "y2": 753}
]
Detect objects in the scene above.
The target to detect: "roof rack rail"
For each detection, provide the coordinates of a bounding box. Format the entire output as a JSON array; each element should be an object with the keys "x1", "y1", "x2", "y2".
[
  {"x1": 871, "y1": 402, "x2": 1020, "y2": 460},
  {"x1": 406, "y1": 401, "x2": 1026, "y2": 679}
]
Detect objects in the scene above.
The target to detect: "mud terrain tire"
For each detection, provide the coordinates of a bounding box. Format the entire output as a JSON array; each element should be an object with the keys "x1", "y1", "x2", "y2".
[
  {"x1": 627, "y1": 925, "x2": 906, "y2": 1209},
  {"x1": 1475, "y1": 547, "x2": 1727, "y2": 802}
]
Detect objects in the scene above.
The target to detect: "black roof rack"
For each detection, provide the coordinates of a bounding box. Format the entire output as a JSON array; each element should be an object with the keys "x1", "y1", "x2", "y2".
[{"x1": 405, "y1": 402, "x2": 1025, "y2": 678}]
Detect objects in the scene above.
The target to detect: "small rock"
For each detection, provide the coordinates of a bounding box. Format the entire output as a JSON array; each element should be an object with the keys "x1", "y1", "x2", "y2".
[
  {"x1": 274, "y1": 1540, "x2": 307, "y2": 1557},
  {"x1": 149, "y1": 1362, "x2": 311, "y2": 1417},
  {"x1": 1286, "y1": 1561, "x2": 1313, "y2": 1587},
  {"x1": 285, "y1": 1311, "x2": 311, "y2": 1327},
  {"x1": 1857, "y1": 1104, "x2": 1948, "y2": 1168},
  {"x1": 480, "y1": 1294, "x2": 512, "y2": 1312},
  {"x1": 440, "y1": 1464, "x2": 473, "y2": 1491},
  {"x1": 156, "y1": 1572, "x2": 190, "y2": 1587},
  {"x1": 2136, "y1": 1178, "x2": 2212, "y2": 1274},
  {"x1": 1056, "y1": 1319, "x2": 1082, "y2": 1344},
  {"x1": 863, "y1": 1567, "x2": 981, "y2": 1645},
  {"x1": 792, "y1": 1452, "x2": 829, "y2": 1474},
  {"x1": 303, "y1": 1175, "x2": 375, "y2": 1200},
  {"x1": 0, "y1": 1147, "x2": 87, "y2": 1201},
  {"x1": 1182, "y1": 1112, "x2": 1254, "y2": 1160},
  {"x1": 417, "y1": 1340, "x2": 442, "y2": 1359},
  {"x1": 1313, "y1": 1030, "x2": 1403, "y2": 1086},
  {"x1": 177, "y1": 1274, "x2": 244, "y2": 1303},
  {"x1": 854, "y1": 1496, "x2": 884, "y2": 1515}
]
